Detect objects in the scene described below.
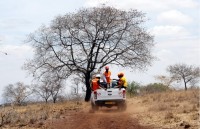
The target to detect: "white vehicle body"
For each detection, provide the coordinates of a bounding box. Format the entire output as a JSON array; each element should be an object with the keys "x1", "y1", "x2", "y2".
[{"x1": 91, "y1": 88, "x2": 127, "y2": 111}]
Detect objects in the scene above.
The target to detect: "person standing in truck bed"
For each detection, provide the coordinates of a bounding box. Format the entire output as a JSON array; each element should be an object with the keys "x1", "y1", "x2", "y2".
[
  {"x1": 104, "y1": 66, "x2": 111, "y2": 88},
  {"x1": 91, "y1": 74, "x2": 101, "y2": 91},
  {"x1": 117, "y1": 72, "x2": 127, "y2": 89}
]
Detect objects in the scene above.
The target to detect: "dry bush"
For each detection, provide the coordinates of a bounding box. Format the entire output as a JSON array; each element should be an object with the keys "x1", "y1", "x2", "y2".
[
  {"x1": 0, "y1": 101, "x2": 84, "y2": 128},
  {"x1": 0, "y1": 107, "x2": 18, "y2": 127},
  {"x1": 142, "y1": 89, "x2": 199, "y2": 105},
  {"x1": 165, "y1": 112, "x2": 174, "y2": 119}
]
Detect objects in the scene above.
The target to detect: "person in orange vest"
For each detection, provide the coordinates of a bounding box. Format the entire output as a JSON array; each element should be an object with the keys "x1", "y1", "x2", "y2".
[
  {"x1": 117, "y1": 72, "x2": 127, "y2": 89},
  {"x1": 104, "y1": 66, "x2": 111, "y2": 88},
  {"x1": 91, "y1": 74, "x2": 101, "y2": 91}
]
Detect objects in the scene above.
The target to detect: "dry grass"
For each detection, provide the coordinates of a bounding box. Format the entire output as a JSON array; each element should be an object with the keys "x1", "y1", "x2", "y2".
[
  {"x1": 128, "y1": 89, "x2": 200, "y2": 129},
  {"x1": 0, "y1": 101, "x2": 84, "y2": 129},
  {"x1": 0, "y1": 89, "x2": 199, "y2": 129}
]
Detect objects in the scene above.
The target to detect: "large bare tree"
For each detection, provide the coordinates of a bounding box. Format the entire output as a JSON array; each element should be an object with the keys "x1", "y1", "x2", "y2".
[
  {"x1": 24, "y1": 6, "x2": 154, "y2": 101},
  {"x1": 167, "y1": 64, "x2": 200, "y2": 90}
]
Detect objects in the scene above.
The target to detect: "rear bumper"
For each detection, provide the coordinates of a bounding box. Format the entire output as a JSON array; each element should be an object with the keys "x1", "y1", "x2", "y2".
[{"x1": 94, "y1": 99, "x2": 125, "y2": 106}]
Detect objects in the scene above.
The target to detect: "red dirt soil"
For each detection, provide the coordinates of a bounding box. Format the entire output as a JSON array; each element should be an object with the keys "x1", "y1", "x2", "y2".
[{"x1": 46, "y1": 108, "x2": 156, "y2": 129}]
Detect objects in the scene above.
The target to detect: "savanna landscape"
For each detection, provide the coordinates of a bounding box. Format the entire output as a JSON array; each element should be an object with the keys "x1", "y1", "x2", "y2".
[
  {"x1": 0, "y1": 89, "x2": 199, "y2": 129},
  {"x1": 0, "y1": 1, "x2": 199, "y2": 129}
]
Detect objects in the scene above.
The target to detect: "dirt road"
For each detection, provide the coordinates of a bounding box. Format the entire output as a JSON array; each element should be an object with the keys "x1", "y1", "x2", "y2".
[{"x1": 46, "y1": 107, "x2": 155, "y2": 129}]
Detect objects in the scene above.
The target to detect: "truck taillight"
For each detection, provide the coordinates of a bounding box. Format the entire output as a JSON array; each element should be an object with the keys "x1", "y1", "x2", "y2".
[
  {"x1": 123, "y1": 90, "x2": 126, "y2": 98},
  {"x1": 94, "y1": 91, "x2": 97, "y2": 99}
]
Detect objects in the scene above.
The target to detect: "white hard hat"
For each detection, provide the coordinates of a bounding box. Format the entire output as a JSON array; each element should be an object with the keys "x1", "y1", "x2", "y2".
[{"x1": 96, "y1": 74, "x2": 101, "y2": 78}]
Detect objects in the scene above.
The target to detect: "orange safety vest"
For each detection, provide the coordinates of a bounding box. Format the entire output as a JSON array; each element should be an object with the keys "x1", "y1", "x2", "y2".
[
  {"x1": 92, "y1": 78, "x2": 100, "y2": 91},
  {"x1": 104, "y1": 71, "x2": 111, "y2": 83}
]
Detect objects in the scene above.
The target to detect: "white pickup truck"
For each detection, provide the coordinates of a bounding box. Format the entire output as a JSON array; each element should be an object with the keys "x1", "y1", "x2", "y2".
[{"x1": 91, "y1": 87, "x2": 127, "y2": 111}]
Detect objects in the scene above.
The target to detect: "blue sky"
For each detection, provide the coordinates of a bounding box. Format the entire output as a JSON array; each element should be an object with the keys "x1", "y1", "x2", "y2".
[{"x1": 0, "y1": 0, "x2": 199, "y2": 101}]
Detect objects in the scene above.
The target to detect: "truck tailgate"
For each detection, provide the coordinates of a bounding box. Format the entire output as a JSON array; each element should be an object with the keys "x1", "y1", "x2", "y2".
[{"x1": 96, "y1": 88, "x2": 125, "y2": 100}]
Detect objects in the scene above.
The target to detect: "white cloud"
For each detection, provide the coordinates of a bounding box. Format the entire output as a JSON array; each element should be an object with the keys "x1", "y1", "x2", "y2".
[
  {"x1": 155, "y1": 36, "x2": 200, "y2": 65},
  {"x1": 0, "y1": 44, "x2": 34, "y2": 96},
  {"x1": 0, "y1": 19, "x2": 31, "y2": 30},
  {"x1": 85, "y1": 0, "x2": 199, "y2": 11},
  {"x1": 150, "y1": 25, "x2": 189, "y2": 37},
  {"x1": 157, "y1": 10, "x2": 193, "y2": 25},
  {"x1": 85, "y1": 0, "x2": 167, "y2": 11},
  {"x1": 165, "y1": 0, "x2": 199, "y2": 9},
  {"x1": 0, "y1": 35, "x2": 5, "y2": 41},
  {"x1": 155, "y1": 49, "x2": 174, "y2": 63}
]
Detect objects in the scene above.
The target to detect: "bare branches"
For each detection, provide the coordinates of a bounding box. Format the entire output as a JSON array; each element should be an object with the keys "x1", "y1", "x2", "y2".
[
  {"x1": 2, "y1": 82, "x2": 32, "y2": 105},
  {"x1": 167, "y1": 64, "x2": 200, "y2": 90},
  {"x1": 24, "y1": 6, "x2": 154, "y2": 101}
]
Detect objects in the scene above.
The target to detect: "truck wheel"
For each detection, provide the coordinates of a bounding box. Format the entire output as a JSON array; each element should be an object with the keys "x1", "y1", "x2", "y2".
[
  {"x1": 118, "y1": 102, "x2": 127, "y2": 111},
  {"x1": 91, "y1": 103, "x2": 99, "y2": 111}
]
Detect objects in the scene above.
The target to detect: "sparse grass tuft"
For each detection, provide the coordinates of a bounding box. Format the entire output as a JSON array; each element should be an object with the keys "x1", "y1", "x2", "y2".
[{"x1": 165, "y1": 112, "x2": 174, "y2": 119}]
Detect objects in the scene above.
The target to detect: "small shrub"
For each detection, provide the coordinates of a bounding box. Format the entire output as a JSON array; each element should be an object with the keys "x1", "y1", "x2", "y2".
[
  {"x1": 0, "y1": 107, "x2": 17, "y2": 127},
  {"x1": 165, "y1": 112, "x2": 174, "y2": 119},
  {"x1": 127, "y1": 81, "x2": 141, "y2": 97},
  {"x1": 140, "y1": 83, "x2": 170, "y2": 94}
]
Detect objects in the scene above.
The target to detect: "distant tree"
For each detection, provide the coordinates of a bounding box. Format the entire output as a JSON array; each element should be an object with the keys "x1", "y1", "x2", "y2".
[
  {"x1": 24, "y1": 6, "x2": 154, "y2": 101},
  {"x1": 141, "y1": 83, "x2": 169, "y2": 94},
  {"x1": 50, "y1": 78, "x2": 64, "y2": 103},
  {"x1": 32, "y1": 70, "x2": 65, "y2": 103},
  {"x1": 154, "y1": 75, "x2": 174, "y2": 87},
  {"x1": 70, "y1": 75, "x2": 85, "y2": 101},
  {"x1": 167, "y1": 64, "x2": 200, "y2": 90},
  {"x1": 127, "y1": 81, "x2": 140, "y2": 97},
  {"x1": 2, "y1": 82, "x2": 32, "y2": 105},
  {"x1": 33, "y1": 83, "x2": 51, "y2": 103},
  {"x1": 71, "y1": 77, "x2": 81, "y2": 95}
]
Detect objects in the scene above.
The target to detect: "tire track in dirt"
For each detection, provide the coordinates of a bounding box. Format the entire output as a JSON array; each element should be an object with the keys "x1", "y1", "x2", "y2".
[{"x1": 47, "y1": 108, "x2": 154, "y2": 129}]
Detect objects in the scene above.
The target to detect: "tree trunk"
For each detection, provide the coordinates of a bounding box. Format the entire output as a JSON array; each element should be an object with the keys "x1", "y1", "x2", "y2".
[
  {"x1": 183, "y1": 77, "x2": 187, "y2": 91},
  {"x1": 53, "y1": 96, "x2": 57, "y2": 103},
  {"x1": 184, "y1": 81, "x2": 187, "y2": 91},
  {"x1": 85, "y1": 73, "x2": 91, "y2": 102},
  {"x1": 45, "y1": 98, "x2": 48, "y2": 103},
  {"x1": 53, "y1": 98, "x2": 56, "y2": 103}
]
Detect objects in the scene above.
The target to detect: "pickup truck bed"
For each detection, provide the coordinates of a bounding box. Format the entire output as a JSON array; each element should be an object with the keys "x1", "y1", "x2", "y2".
[{"x1": 91, "y1": 88, "x2": 127, "y2": 111}]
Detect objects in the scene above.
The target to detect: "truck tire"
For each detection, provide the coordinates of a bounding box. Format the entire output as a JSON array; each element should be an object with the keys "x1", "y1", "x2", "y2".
[
  {"x1": 117, "y1": 101, "x2": 127, "y2": 111},
  {"x1": 91, "y1": 102, "x2": 99, "y2": 111}
]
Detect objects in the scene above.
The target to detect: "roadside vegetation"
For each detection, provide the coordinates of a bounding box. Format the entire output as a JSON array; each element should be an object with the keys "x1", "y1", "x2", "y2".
[
  {"x1": 129, "y1": 88, "x2": 199, "y2": 129},
  {"x1": 0, "y1": 85, "x2": 199, "y2": 129},
  {"x1": 0, "y1": 101, "x2": 84, "y2": 129}
]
